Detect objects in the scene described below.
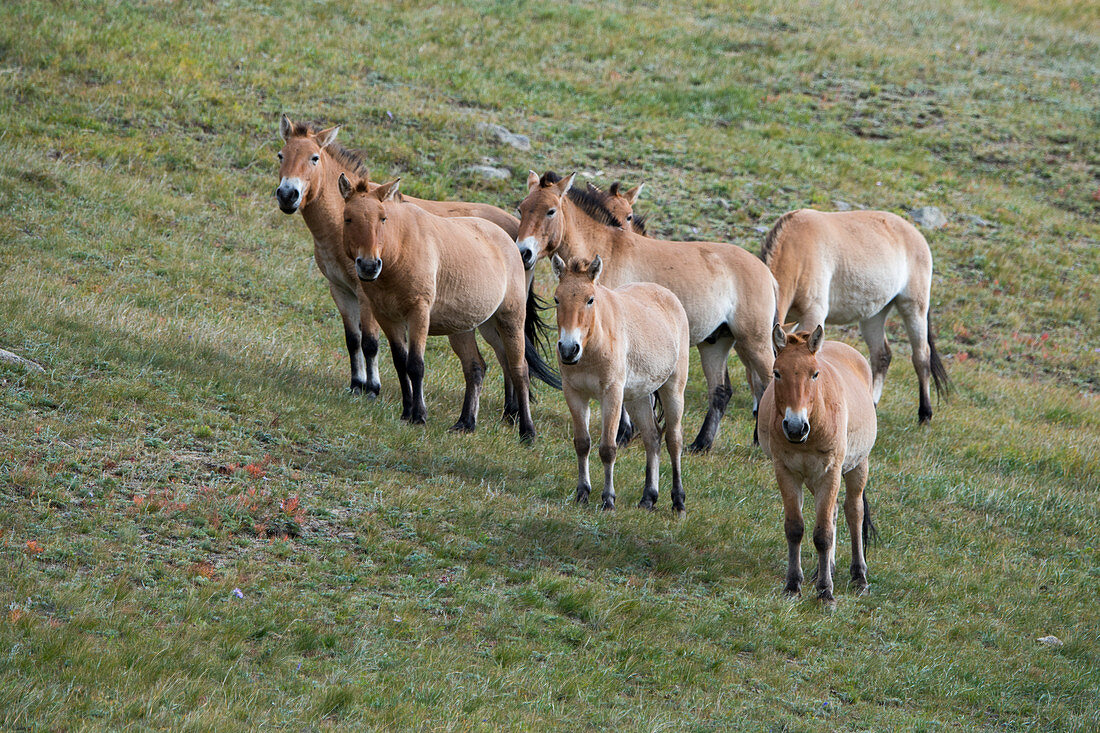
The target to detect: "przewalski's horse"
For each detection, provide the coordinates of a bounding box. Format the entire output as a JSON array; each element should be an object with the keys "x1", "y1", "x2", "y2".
[
  {"x1": 340, "y1": 175, "x2": 557, "y2": 441},
  {"x1": 518, "y1": 171, "x2": 777, "y2": 453},
  {"x1": 274, "y1": 114, "x2": 522, "y2": 397},
  {"x1": 758, "y1": 325, "x2": 878, "y2": 601},
  {"x1": 553, "y1": 254, "x2": 690, "y2": 512},
  {"x1": 586, "y1": 181, "x2": 648, "y2": 234},
  {"x1": 761, "y1": 209, "x2": 950, "y2": 424}
]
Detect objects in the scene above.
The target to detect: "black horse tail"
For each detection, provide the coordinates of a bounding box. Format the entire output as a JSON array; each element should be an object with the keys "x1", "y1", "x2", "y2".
[
  {"x1": 652, "y1": 390, "x2": 666, "y2": 438},
  {"x1": 525, "y1": 284, "x2": 554, "y2": 359},
  {"x1": 862, "y1": 490, "x2": 879, "y2": 546},
  {"x1": 524, "y1": 335, "x2": 561, "y2": 390},
  {"x1": 927, "y1": 310, "x2": 951, "y2": 401}
]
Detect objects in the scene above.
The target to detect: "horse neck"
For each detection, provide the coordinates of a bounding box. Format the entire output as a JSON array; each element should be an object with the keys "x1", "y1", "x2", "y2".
[
  {"x1": 300, "y1": 153, "x2": 353, "y2": 246},
  {"x1": 378, "y1": 202, "x2": 416, "y2": 274},
  {"x1": 561, "y1": 200, "x2": 631, "y2": 285}
]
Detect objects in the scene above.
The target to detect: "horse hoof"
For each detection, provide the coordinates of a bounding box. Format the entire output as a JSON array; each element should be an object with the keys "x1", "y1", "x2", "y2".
[
  {"x1": 686, "y1": 440, "x2": 711, "y2": 455},
  {"x1": 519, "y1": 429, "x2": 536, "y2": 444},
  {"x1": 448, "y1": 421, "x2": 475, "y2": 433},
  {"x1": 575, "y1": 487, "x2": 590, "y2": 504},
  {"x1": 818, "y1": 589, "x2": 835, "y2": 603},
  {"x1": 602, "y1": 500, "x2": 615, "y2": 511},
  {"x1": 637, "y1": 498, "x2": 656, "y2": 511},
  {"x1": 783, "y1": 585, "x2": 801, "y2": 598}
]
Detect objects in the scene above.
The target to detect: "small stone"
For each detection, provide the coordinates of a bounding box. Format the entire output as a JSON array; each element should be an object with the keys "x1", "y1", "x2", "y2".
[
  {"x1": 477, "y1": 122, "x2": 531, "y2": 151},
  {"x1": 909, "y1": 206, "x2": 947, "y2": 229},
  {"x1": 465, "y1": 165, "x2": 511, "y2": 180},
  {"x1": 1037, "y1": 635, "x2": 1063, "y2": 647},
  {"x1": 833, "y1": 200, "x2": 852, "y2": 211},
  {"x1": 753, "y1": 226, "x2": 770, "y2": 234},
  {"x1": 962, "y1": 213, "x2": 994, "y2": 227}
]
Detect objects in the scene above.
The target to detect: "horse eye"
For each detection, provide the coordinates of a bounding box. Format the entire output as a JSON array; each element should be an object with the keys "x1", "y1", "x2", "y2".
[
  {"x1": 344, "y1": 219, "x2": 352, "y2": 224},
  {"x1": 626, "y1": 214, "x2": 633, "y2": 221},
  {"x1": 380, "y1": 217, "x2": 387, "y2": 223},
  {"x1": 773, "y1": 370, "x2": 781, "y2": 381},
  {"x1": 310, "y1": 155, "x2": 319, "y2": 164},
  {"x1": 586, "y1": 297, "x2": 594, "y2": 306},
  {"x1": 812, "y1": 371, "x2": 819, "y2": 380},
  {"x1": 277, "y1": 152, "x2": 283, "y2": 160},
  {"x1": 553, "y1": 297, "x2": 559, "y2": 304},
  {"x1": 547, "y1": 208, "x2": 556, "y2": 217}
]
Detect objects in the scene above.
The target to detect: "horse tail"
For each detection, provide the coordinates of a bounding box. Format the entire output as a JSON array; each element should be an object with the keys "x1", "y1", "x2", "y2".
[
  {"x1": 862, "y1": 489, "x2": 879, "y2": 546},
  {"x1": 652, "y1": 390, "x2": 666, "y2": 439},
  {"x1": 525, "y1": 284, "x2": 554, "y2": 359},
  {"x1": 524, "y1": 334, "x2": 561, "y2": 390},
  {"x1": 927, "y1": 310, "x2": 951, "y2": 401}
]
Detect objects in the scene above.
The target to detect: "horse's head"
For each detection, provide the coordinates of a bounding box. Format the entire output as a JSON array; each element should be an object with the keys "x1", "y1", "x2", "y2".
[
  {"x1": 590, "y1": 181, "x2": 646, "y2": 234},
  {"x1": 339, "y1": 173, "x2": 400, "y2": 282},
  {"x1": 275, "y1": 114, "x2": 340, "y2": 214},
  {"x1": 516, "y1": 170, "x2": 576, "y2": 270},
  {"x1": 551, "y1": 253, "x2": 603, "y2": 365},
  {"x1": 771, "y1": 324, "x2": 825, "y2": 444}
]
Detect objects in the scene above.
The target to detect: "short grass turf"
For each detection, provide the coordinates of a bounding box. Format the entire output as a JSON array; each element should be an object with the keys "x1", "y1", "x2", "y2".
[{"x1": 1, "y1": 0, "x2": 1098, "y2": 730}]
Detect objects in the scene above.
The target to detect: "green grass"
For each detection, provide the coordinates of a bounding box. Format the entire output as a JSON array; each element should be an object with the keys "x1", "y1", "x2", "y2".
[{"x1": 2, "y1": 0, "x2": 1098, "y2": 729}]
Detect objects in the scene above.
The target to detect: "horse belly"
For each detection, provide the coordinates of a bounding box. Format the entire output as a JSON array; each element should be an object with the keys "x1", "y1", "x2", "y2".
[
  {"x1": 826, "y1": 264, "x2": 907, "y2": 323},
  {"x1": 428, "y1": 284, "x2": 506, "y2": 335}
]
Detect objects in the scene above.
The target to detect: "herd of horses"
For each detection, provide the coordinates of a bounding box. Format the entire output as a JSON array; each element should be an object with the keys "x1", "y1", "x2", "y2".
[{"x1": 275, "y1": 114, "x2": 950, "y2": 601}]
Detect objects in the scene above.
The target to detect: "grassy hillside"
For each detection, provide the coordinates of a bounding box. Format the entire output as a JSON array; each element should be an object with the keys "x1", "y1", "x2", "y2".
[{"x1": 2, "y1": 0, "x2": 1097, "y2": 729}]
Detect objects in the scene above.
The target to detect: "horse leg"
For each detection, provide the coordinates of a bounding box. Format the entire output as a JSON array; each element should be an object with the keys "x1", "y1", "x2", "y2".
[
  {"x1": 478, "y1": 322, "x2": 520, "y2": 427},
  {"x1": 659, "y1": 376, "x2": 687, "y2": 515},
  {"x1": 626, "y1": 396, "x2": 661, "y2": 510},
  {"x1": 688, "y1": 336, "x2": 735, "y2": 453},
  {"x1": 565, "y1": 386, "x2": 592, "y2": 504},
  {"x1": 896, "y1": 295, "x2": 933, "y2": 423},
  {"x1": 489, "y1": 315, "x2": 536, "y2": 442},
  {"x1": 447, "y1": 331, "x2": 485, "y2": 433},
  {"x1": 733, "y1": 329, "x2": 776, "y2": 446},
  {"x1": 380, "y1": 321, "x2": 413, "y2": 422},
  {"x1": 330, "y1": 282, "x2": 379, "y2": 396},
  {"x1": 843, "y1": 458, "x2": 870, "y2": 593},
  {"x1": 776, "y1": 464, "x2": 804, "y2": 596},
  {"x1": 404, "y1": 306, "x2": 430, "y2": 425},
  {"x1": 598, "y1": 387, "x2": 624, "y2": 510},
  {"x1": 859, "y1": 307, "x2": 893, "y2": 405},
  {"x1": 812, "y1": 467, "x2": 843, "y2": 601}
]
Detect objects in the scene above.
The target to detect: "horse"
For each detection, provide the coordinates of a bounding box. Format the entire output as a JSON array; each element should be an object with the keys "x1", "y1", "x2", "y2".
[
  {"x1": 585, "y1": 181, "x2": 649, "y2": 234},
  {"x1": 761, "y1": 209, "x2": 950, "y2": 423},
  {"x1": 339, "y1": 175, "x2": 556, "y2": 441},
  {"x1": 274, "y1": 114, "x2": 524, "y2": 397},
  {"x1": 758, "y1": 325, "x2": 878, "y2": 601},
  {"x1": 552, "y1": 254, "x2": 690, "y2": 512},
  {"x1": 517, "y1": 170, "x2": 778, "y2": 453}
]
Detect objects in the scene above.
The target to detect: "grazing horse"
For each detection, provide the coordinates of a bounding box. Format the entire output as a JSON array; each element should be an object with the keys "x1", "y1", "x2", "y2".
[
  {"x1": 758, "y1": 325, "x2": 878, "y2": 601},
  {"x1": 761, "y1": 209, "x2": 950, "y2": 423},
  {"x1": 553, "y1": 254, "x2": 690, "y2": 512},
  {"x1": 517, "y1": 171, "x2": 777, "y2": 453},
  {"x1": 340, "y1": 175, "x2": 554, "y2": 441},
  {"x1": 586, "y1": 181, "x2": 648, "y2": 234},
  {"x1": 274, "y1": 114, "x2": 521, "y2": 396}
]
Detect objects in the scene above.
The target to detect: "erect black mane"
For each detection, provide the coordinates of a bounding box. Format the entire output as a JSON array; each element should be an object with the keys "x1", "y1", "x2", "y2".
[
  {"x1": 760, "y1": 210, "x2": 796, "y2": 265},
  {"x1": 290, "y1": 121, "x2": 370, "y2": 180},
  {"x1": 538, "y1": 170, "x2": 622, "y2": 228},
  {"x1": 588, "y1": 180, "x2": 649, "y2": 235}
]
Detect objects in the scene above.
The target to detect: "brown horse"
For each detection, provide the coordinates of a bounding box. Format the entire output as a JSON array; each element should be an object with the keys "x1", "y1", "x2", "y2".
[
  {"x1": 274, "y1": 114, "x2": 521, "y2": 397},
  {"x1": 758, "y1": 325, "x2": 878, "y2": 601},
  {"x1": 517, "y1": 171, "x2": 777, "y2": 452},
  {"x1": 553, "y1": 254, "x2": 690, "y2": 512},
  {"x1": 585, "y1": 181, "x2": 648, "y2": 234},
  {"x1": 340, "y1": 175, "x2": 554, "y2": 441},
  {"x1": 761, "y1": 209, "x2": 949, "y2": 423}
]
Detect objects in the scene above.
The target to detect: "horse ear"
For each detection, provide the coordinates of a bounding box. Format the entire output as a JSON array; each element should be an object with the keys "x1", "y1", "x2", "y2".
[
  {"x1": 316, "y1": 125, "x2": 340, "y2": 149},
  {"x1": 551, "y1": 254, "x2": 566, "y2": 280},
  {"x1": 807, "y1": 324, "x2": 824, "y2": 354},
  {"x1": 280, "y1": 113, "x2": 294, "y2": 141},
  {"x1": 556, "y1": 172, "x2": 576, "y2": 196},
  {"x1": 527, "y1": 170, "x2": 541, "y2": 192},
  {"x1": 772, "y1": 323, "x2": 788, "y2": 353},
  {"x1": 338, "y1": 173, "x2": 354, "y2": 201},
  {"x1": 375, "y1": 178, "x2": 401, "y2": 202},
  {"x1": 624, "y1": 183, "x2": 645, "y2": 205},
  {"x1": 587, "y1": 255, "x2": 603, "y2": 282}
]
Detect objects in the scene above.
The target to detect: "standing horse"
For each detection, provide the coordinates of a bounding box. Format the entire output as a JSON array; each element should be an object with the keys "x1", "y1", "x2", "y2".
[
  {"x1": 274, "y1": 114, "x2": 522, "y2": 397},
  {"x1": 761, "y1": 209, "x2": 950, "y2": 423},
  {"x1": 340, "y1": 175, "x2": 553, "y2": 441},
  {"x1": 758, "y1": 325, "x2": 878, "y2": 601},
  {"x1": 553, "y1": 254, "x2": 690, "y2": 512},
  {"x1": 517, "y1": 171, "x2": 777, "y2": 453}
]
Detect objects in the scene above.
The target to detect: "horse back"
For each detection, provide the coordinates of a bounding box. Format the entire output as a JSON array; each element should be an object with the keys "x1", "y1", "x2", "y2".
[
  {"x1": 603, "y1": 282, "x2": 690, "y2": 399},
  {"x1": 406, "y1": 196, "x2": 520, "y2": 240}
]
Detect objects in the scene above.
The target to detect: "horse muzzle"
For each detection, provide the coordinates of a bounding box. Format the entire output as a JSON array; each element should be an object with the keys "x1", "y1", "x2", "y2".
[
  {"x1": 782, "y1": 418, "x2": 810, "y2": 444},
  {"x1": 516, "y1": 237, "x2": 539, "y2": 271},
  {"x1": 275, "y1": 186, "x2": 300, "y2": 214},
  {"x1": 558, "y1": 340, "x2": 582, "y2": 365},
  {"x1": 356, "y1": 256, "x2": 382, "y2": 282}
]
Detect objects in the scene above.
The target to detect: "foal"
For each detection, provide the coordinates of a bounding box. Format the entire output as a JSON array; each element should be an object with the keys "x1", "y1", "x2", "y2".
[
  {"x1": 762, "y1": 209, "x2": 949, "y2": 423},
  {"x1": 758, "y1": 325, "x2": 878, "y2": 601},
  {"x1": 553, "y1": 254, "x2": 690, "y2": 512},
  {"x1": 340, "y1": 175, "x2": 549, "y2": 440}
]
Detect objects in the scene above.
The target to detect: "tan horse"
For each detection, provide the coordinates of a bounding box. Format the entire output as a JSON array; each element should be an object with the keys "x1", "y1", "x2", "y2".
[
  {"x1": 585, "y1": 181, "x2": 648, "y2": 234},
  {"x1": 518, "y1": 171, "x2": 777, "y2": 452},
  {"x1": 762, "y1": 209, "x2": 949, "y2": 423},
  {"x1": 340, "y1": 175, "x2": 553, "y2": 441},
  {"x1": 274, "y1": 114, "x2": 521, "y2": 397},
  {"x1": 553, "y1": 254, "x2": 690, "y2": 512},
  {"x1": 758, "y1": 325, "x2": 878, "y2": 601}
]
